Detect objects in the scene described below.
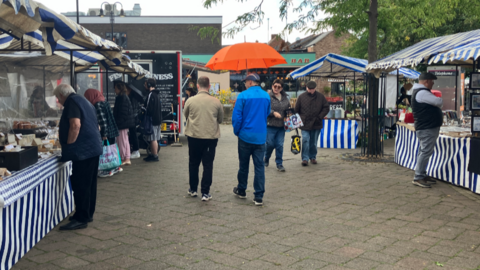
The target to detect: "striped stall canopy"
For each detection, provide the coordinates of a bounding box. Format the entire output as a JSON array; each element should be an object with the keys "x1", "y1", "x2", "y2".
[
  {"x1": 367, "y1": 29, "x2": 480, "y2": 77},
  {"x1": 0, "y1": 0, "x2": 149, "y2": 78},
  {"x1": 317, "y1": 120, "x2": 359, "y2": 149},
  {"x1": 287, "y1": 53, "x2": 420, "y2": 80},
  {"x1": 395, "y1": 124, "x2": 479, "y2": 194},
  {"x1": 0, "y1": 157, "x2": 74, "y2": 270}
]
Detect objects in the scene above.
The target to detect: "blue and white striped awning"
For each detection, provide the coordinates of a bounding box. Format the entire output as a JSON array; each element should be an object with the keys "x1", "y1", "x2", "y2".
[
  {"x1": 0, "y1": 0, "x2": 149, "y2": 78},
  {"x1": 366, "y1": 29, "x2": 480, "y2": 77},
  {"x1": 287, "y1": 53, "x2": 420, "y2": 80}
]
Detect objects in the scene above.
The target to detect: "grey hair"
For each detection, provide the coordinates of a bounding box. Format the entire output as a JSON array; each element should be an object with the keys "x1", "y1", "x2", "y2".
[{"x1": 53, "y1": 84, "x2": 75, "y2": 97}]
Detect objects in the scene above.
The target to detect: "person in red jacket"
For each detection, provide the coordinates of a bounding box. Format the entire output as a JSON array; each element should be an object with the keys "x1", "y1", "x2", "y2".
[{"x1": 294, "y1": 81, "x2": 330, "y2": 166}]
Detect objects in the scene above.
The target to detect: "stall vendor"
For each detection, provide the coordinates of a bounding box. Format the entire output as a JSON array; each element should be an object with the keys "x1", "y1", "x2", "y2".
[
  {"x1": 28, "y1": 86, "x2": 53, "y2": 117},
  {"x1": 396, "y1": 83, "x2": 412, "y2": 106}
]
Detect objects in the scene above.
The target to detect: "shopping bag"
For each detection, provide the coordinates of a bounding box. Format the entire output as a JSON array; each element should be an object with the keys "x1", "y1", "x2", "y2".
[
  {"x1": 141, "y1": 93, "x2": 154, "y2": 135},
  {"x1": 98, "y1": 141, "x2": 122, "y2": 171},
  {"x1": 284, "y1": 109, "x2": 304, "y2": 131},
  {"x1": 291, "y1": 129, "x2": 301, "y2": 155}
]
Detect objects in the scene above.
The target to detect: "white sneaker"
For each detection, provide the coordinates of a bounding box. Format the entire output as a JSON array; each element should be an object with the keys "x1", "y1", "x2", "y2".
[{"x1": 131, "y1": 151, "x2": 141, "y2": 159}]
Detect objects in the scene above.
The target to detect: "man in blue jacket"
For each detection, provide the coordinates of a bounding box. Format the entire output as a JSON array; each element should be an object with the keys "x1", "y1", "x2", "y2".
[{"x1": 232, "y1": 73, "x2": 271, "y2": 206}]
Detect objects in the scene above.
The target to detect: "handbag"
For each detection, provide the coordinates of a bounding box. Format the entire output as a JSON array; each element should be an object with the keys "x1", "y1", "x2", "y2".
[
  {"x1": 291, "y1": 129, "x2": 301, "y2": 155},
  {"x1": 98, "y1": 140, "x2": 122, "y2": 171},
  {"x1": 141, "y1": 93, "x2": 154, "y2": 135}
]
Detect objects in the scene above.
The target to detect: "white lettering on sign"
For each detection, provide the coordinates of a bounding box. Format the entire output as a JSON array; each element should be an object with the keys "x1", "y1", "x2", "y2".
[
  {"x1": 329, "y1": 104, "x2": 343, "y2": 110},
  {"x1": 108, "y1": 73, "x2": 123, "y2": 81},
  {"x1": 146, "y1": 73, "x2": 174, "y2": 80}
]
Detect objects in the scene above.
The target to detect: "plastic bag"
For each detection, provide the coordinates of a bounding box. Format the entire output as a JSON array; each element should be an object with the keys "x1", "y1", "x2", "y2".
[
  {"x1": 284, "y1": 109, "x2": 304, "y2": 131},
  {"x1": 98, "y1": 141, "x2": 122, "y2": 171}
]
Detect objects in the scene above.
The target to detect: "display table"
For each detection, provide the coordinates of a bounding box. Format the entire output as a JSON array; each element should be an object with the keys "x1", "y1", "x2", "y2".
[
  {"x1": 0, "y1": 156, "x2": 73, "y2": 270},
  {"x1": 317, "y1": 119, "x2": 359, "y2": 149},
  {"x1": 395, "y1": 123, "x2": 480, "y2": 194}
]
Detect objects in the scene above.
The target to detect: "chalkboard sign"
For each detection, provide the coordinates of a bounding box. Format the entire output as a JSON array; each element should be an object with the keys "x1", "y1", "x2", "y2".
[
  {"x1": 125, "y1": 52, "x2": 181, "y2": 131},
  {"x1": 105, "y1": 72, "x2": 124, "y2": 107}
]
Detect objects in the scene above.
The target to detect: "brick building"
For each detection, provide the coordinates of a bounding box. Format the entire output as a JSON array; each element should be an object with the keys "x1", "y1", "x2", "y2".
[
  {"x1": 268, "y1": 30, "x2": 350, "y2": 95},
  {"x1": 66, "y1": 16, "x2": 222, "y2": 54}
]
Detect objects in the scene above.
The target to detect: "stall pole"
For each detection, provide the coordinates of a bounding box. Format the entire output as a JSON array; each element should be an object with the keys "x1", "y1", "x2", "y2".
[
  {"x1": 43, "y1": 66, "x2": 46, "y2": 99},
  {"x1": 455, "y1": 64, "x2": 458, "y2": 112},
  {"x1": 70, "y1": 51, "x2": 75, "y2": 89},
  {"x1": 382, "y1": 73, "x2": 387, "y2": 156},
  {"x1": 343, "y1": 76, "x2": 347, "y2": 110},
  {"x1": 353, "y1": 73, "x2": 356, "y2": 110},
  {"x1": 396, "y1": 69, "x2": 399, "y2": 120},
  {"x1": 76, "y1": 0, "x2": 80, "y2": 24}
]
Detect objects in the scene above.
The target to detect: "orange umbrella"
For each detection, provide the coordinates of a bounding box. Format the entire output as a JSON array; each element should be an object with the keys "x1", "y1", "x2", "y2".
[{"x1": 206, "y1": 42, "x2": 287, "y2": 71}]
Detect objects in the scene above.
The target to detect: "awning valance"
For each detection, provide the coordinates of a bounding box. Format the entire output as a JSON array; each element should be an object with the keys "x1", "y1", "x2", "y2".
[
  {"x1": 366, "y1": 29, "x2": 480, "y2": 77},
  {"x1": 288, "y1": 53, "x2": 420, "y2": 80}
]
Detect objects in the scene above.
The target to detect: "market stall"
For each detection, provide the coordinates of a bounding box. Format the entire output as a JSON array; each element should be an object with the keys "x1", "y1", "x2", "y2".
[
  {"x1": 0, "y1": 156, "x2": 73, "y2": 270},
  {"x1": 0, "y1": 1, "x2": 150, "y2": 269},
  {"x1": 287, "y1": 53, "x2": 420, "y2": 149},
  {"x1": 395, "y1": 123, "x2": 479, "y2": 194},
  {"x1": 366, "y1": 29, "x2": 480, "y2": 194}
]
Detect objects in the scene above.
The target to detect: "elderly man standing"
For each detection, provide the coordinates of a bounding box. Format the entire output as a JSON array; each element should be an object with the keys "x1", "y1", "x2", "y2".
[
  {"x1": 232, "y1": 73, "x2": 271, "y2": 206},
  {"x1": 411, "y1": 72, "x2": 443, "y2": 188},
  {"x1": 184, "y1": 76, "x2": 224, "y2": 201},
  {"x1": 54, "y1": 84, "x2": 103, "y2": 230},
  {"x1": 295, "y1": 81, "x2": 330, "y2": 166}
]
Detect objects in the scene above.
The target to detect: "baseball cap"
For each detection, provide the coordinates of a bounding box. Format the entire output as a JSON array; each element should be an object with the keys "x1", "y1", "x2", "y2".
[{"x1": 243, "y1": 73, "x2": 260, "y2": 82}]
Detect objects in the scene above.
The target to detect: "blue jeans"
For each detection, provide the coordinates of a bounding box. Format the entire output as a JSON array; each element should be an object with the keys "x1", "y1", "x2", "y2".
[
  {"x1": 301, "y1": 129, "x2": 321, "y2": 161},
  {"x1": 237, "y1": 138, "x2": 265, "y2": 199},
  {"x1": 414, "y1": 127, "x2": 440, "y2": 181},
  {"x1": 265, "y1": 126, "x2": 285, "y2": 166}
]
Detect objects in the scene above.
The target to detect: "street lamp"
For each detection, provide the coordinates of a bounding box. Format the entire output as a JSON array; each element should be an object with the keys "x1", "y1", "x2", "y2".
[{"x1": 99, "y1": 2, "x2": 125, "y2": 43}]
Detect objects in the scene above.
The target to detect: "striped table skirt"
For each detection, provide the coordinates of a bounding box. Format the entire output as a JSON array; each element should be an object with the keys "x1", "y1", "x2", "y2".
[
  {"x1": 395, "y1": 124, "x2": 480, "y2": 194},
  {"x1": 317, "y1": 120, "x2": 359, "y2": 149},
  {"x1": 0, "y1": 157, "x2": 73, "y2": 270}
]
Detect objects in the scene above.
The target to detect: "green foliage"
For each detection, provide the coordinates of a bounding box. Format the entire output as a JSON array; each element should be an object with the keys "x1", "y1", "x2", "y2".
[
  {"x1": 198, "y1": 0, "x2": 480, "y2": 62},
  {"x1": 323, "y1": 86, "x2": 331, "y2": 94}
]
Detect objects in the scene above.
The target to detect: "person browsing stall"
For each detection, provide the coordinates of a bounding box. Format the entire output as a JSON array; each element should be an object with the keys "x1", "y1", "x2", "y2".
[
  {"x1": 54, "y1": 84, "x2": 103, "y2": 230},
  {"x1": 411, "y1": 72, "x2": 443, "y2": 188},
  {"x1": 143, "y1": 78, "x2": 163, "y2": 162}
]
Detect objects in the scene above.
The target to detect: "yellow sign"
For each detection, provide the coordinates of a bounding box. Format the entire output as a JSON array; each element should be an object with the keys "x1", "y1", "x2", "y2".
[{"x1": 161, "y1": 123, "x2": 167, "y2": 131}]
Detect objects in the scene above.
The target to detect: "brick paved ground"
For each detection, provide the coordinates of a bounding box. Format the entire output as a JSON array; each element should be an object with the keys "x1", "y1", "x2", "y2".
[{"x1": 12, "y1": 125, "x2": 480, "y2": 270}]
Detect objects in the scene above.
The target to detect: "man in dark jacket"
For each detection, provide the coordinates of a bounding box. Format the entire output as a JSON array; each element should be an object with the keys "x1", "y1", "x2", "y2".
[
  {"x1": 295, "y1": 81, "x2": 330, "y2": 166},
  {"x1": 54, "y1": 84, "x2": 102, "y2": 230},
  {"x1": 143, "y1": 78, "x2": 162, "y2": 162},
  {"x1": 411, "y1": 72, "x2": 443, "y2": 188},
  {"x1": 126, "y1": 84, "x2": 143, "y2": 159}
]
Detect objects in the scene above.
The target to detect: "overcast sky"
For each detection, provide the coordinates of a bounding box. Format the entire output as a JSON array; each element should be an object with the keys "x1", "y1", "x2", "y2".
[{"x1": 36, "y1": 0, "x2": 327, "y2": 45}]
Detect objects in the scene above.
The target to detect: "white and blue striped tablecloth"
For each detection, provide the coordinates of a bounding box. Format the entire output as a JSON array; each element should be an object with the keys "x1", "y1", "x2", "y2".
[
  {"x1": 318, "y1": 120, "x2": 359, "y2": 149},
  {"x1": 0, "y1": 156, "x2": 73, "y2": 270},
  {"x1": 395, "y1": 124, "x2": 480, "y2": 194}
]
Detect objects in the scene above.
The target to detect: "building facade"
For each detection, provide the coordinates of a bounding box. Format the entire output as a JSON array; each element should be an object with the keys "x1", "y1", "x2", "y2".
[{"x1": 65, "y1": 16, "x2": 222, "y2": 54}]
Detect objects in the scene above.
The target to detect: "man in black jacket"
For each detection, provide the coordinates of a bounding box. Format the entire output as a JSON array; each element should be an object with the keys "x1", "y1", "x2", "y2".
[{"x1": 144, "y1": 78, "x2": 162, "y2": 162}]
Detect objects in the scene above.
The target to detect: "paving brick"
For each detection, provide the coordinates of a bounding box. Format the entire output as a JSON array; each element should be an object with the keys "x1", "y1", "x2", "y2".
[{"x1": 51, "y1": 256, "x2": 90, "y2": 269}]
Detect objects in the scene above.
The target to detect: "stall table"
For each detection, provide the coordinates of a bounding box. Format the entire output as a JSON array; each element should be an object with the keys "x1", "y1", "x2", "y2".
[
  {"x1": 317, "y1": 119, "x2": 359, "y2": 149},
  {"x1": 0, "y1": 156, "x2": 73, "y2": 270},
  {"x1": 395, "y1": 123, "x2": 479, "y2": 194}
]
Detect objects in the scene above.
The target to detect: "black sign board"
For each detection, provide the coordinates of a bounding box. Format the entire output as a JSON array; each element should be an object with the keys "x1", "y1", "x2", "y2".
[{"x1": 125, "y1": 52, "x2": 181, "y2": 127}]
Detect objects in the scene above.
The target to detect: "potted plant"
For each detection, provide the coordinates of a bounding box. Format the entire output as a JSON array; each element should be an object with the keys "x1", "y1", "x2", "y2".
[{"x1": 323, "y1": 86, "x2": 331, "y2": 96}]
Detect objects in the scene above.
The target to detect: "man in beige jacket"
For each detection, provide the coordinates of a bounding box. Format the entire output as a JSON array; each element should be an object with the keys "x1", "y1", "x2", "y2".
[{"x1": 184, "y1": 76, "x2": 224, "y2": 201}]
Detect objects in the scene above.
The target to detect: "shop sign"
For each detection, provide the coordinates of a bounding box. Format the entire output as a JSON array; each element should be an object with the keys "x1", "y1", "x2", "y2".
[
  {"x1": 430, "y1": 70, "x2": 456, "y2": 76},
  {"x1": 290, "y1": 58, "x2": 310, "y2": 64}
]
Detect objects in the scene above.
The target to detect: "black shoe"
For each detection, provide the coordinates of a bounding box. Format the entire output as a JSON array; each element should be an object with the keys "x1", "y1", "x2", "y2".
[
  {"x1": 412, "y1": 179, "x2": 431, "y2": 188},
  {"x1": 264, "y1": 159, "x2": 269, "y2": 167},
  {"x1": 253, "y1": 198, "x2": 263, "y2": 206},
  {"x1": 233, "y1": 187, "x2": 247, "y2": 199},
  {"x1": 302, "y1": 160, "x2": 308, "y2": 166},
  {"x1": 144, "y1": 155, "x2": 159, "y2": 162},
  {"x1": 59, "y1": 220, "x2": 88, "y2": 231},
  {"x1": 69, "y1": 216, "x2": 93, "y2": 222},
  {"x1": 187, "y1": 189, "x2": 198, "y2": 197},
  {"x1": 277, "y1": 165, "x2": 286, "y2": 172},
  {"x1": 425, "y1": 177, "x2": 437, "y2": 184}
]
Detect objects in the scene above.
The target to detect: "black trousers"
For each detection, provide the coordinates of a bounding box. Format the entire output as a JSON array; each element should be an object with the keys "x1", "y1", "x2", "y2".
[
  {"x1": 71, "y1": 155, "x2": 100, "y2": 223},
  {"x1": 188, "y1": 137, "x2": 218, "y2": 194},
  {"x1": 128, "y1": 126, "x2": 139, "y2": 151}
]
